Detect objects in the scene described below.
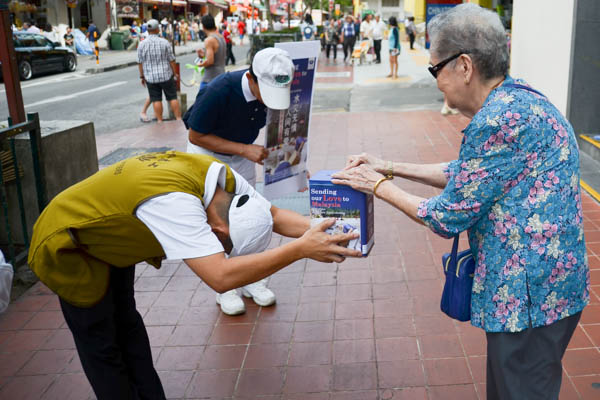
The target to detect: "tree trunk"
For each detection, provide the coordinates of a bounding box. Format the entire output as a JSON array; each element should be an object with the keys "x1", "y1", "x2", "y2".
[{"x1": 265, "y1": 0, "x2": 272, "y2": 29}]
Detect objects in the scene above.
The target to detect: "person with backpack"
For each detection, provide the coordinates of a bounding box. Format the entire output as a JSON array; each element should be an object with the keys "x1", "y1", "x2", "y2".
[{"x1": 301, "y1": 13, "x2": 316, "y2": 41}]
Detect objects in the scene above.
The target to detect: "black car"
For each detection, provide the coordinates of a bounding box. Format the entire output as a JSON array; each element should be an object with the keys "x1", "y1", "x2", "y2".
[{"x1": 0, "y1": 32, "x2": 77, "y2": 81}]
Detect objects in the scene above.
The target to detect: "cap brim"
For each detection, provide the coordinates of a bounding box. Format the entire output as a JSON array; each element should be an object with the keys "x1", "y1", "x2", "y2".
[{"x1": 257, "y1": 79, "x2": 291, "y2": 110}]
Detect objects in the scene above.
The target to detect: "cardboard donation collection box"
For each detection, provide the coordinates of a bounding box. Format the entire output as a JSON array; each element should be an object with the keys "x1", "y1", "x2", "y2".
[{"x1": 309, "y1": 170, "x2": 374, "y2": 257}]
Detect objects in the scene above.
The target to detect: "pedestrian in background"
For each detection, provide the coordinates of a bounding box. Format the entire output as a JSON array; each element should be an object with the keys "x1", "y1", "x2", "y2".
[
  {"x1": 342, "y1": 15, "x2": 356, "y2": 64},
  {"x1": 86, "y1": 20, "x2": 99, "y2": 43},
  {"x1": 64, "y1": 27, "x2": 74, "y2": 48},
  {"x1": 238, "y1": 18, "x2": 246, "y2": 44},
  {"x1": 333, "y1": 5, "x2": 588, "y2": 399},
  {"x1": 42, "y1": 22, "x2": 59, "y2": 43},
  {"x1": 360, "y1": 14, "x2": 374, "y2": 41},
  {"x1": 387, "y1": 16, "x2": 400, "y2": 79},
  {"x1": 191, "y1": 19, "x2": 199, "y2": 41},
  {"x1": 137, "y1": 19, "x2": 181, "y2": 123},
  {"x1": 372, "y1": 14, "x2": 386, "y2": 64},
  {"x1": 405, "y1": 16, "x2": 416, "y2": 50},
  {"x1": 325, "y1": 18, "x2": 339, "y2": 62},
  {"x1": 179, "y1": 19, "x2": 189, "y2": 45},
  {"x1": 221, "y1": 23, "x2": 236, "y2": 66},
  {"x1": 196, "y1": 14, "x2": 226, "y2": 90},
  {"x1": 301, "y1": 13, "x2": 316, "y2": 41}
]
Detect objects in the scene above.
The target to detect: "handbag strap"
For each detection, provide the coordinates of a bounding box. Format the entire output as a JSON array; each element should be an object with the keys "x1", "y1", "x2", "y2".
[
  {"x1": 449, "y1": 235, "x2": 460, "y2": 269},
  {"x1": 505, "y1": 83, "x2": 546, "y2": 98}
]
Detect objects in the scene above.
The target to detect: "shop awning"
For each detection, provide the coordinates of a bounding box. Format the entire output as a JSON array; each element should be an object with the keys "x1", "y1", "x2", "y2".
[
  {"x1": 208, "y1": 0, "x2": 229, "y2": 9},
  {"x1": 143, "y1": 0, "x2": 187, "y2": 7},
  {"x1": 188, "y1": 0, "x2": 207, "y2": 4}
]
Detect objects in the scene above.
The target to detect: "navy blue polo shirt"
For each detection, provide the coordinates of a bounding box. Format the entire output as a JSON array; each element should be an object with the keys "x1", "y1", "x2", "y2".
[{"x1": 183, "y1": 69, "x2": 266, "y2": 145}]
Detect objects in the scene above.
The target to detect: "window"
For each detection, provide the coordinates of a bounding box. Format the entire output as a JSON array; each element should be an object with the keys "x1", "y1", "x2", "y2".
[
  {"x1": 382, "y1": 0, "x2": 399, "y2": 7},
  {"x1": 34, "y1": 35, "x2": 51, "y2": 47},
  {"x1": 16, "y1": 34, "x2": 37, "y2": 48}
]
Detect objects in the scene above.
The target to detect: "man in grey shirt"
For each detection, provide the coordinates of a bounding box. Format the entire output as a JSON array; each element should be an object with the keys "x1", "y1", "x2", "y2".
[
  {"x1": 137, "y1": 19, "x2": 182, "y2": 123},
  {"x1": 196, "y1": 14, "x2": 226, "y2": 90}
]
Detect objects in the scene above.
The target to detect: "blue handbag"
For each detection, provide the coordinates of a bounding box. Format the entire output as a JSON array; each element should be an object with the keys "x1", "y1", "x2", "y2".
[{"x1": 441, "y1": 236, "x2": 476, "y2": 322}]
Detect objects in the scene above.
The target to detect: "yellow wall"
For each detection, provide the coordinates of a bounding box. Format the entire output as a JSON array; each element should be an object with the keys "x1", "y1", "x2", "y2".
[
  {"x1": 466, "y1": 0, "x2": 493, "y2": 8},
  {"x1": 404, "y1": 0, "x2": 426, "y2": 24}
]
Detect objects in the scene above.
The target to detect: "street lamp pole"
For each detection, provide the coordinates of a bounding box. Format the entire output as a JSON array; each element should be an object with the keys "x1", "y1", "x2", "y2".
[
  {"x1": 170, "y1": 0, "x2": 176, "y2": 56},
  {"x1": 0, "y1": 8, "x2": 25, "y2": 124}
]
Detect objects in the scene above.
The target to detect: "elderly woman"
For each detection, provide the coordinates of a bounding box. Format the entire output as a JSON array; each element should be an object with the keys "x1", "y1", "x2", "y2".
[{"x1": 332, "y1": 4, "x2": 589, "y2": 400}]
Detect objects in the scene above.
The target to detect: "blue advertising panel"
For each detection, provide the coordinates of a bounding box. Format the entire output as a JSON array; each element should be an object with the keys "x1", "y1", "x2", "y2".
[{"x1": 425, "y1": 0, "x2": 461, "y2": 49}]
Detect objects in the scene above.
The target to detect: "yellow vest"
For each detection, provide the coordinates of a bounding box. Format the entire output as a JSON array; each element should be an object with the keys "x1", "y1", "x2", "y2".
[{"x1": 28, "y1": 151, "x2": 236, "y2": 307}]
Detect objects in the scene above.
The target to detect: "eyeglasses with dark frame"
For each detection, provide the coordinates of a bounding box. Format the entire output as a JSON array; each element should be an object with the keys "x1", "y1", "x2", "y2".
[{"x1": 428, "y1": 52, "x2": 467, "y2": 78}]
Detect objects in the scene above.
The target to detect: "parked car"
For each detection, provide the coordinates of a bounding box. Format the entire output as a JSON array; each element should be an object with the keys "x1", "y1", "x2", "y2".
[{"x1": 0, "y1": 32, "x2": 77, "y2": 81}]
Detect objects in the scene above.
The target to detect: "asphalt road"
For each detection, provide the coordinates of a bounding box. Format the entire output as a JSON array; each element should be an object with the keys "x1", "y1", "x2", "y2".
[
  {"x1": 1, "y1": 45, "x2": 442, "y2": 135},
  {"x1": 0, "y1": 47, "x2": 249, "y2": 136}
]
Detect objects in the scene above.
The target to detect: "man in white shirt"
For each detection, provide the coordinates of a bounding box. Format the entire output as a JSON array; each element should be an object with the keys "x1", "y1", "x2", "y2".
[
  {"x1": 372, "y1": 14, "x2": 387, "y2": 64},
  {"x1": 360, "y1": 14, "x2": 374, "y2": 41}
]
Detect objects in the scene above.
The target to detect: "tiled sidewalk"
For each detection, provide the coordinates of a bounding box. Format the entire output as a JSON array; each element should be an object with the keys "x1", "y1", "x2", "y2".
[{"x1": 1, "y1": 110, "x2": 599, "y2": 399}]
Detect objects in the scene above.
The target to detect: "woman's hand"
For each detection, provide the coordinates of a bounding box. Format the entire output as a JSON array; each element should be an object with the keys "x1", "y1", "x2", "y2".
[
  {"x1": 345, "y1": 152, "x2": 386, "y2": 174},
  {"x1": 332, "y1": 164, "x2": 385, "y2": 195},
  {"x1": 298, "y1": 219, "x2": 362, "y2": 262}
]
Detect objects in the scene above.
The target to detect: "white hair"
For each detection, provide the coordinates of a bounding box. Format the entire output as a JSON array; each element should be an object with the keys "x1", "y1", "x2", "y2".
[{"x1": 428, "y1": 3, "x2": 509, "y2": 80}]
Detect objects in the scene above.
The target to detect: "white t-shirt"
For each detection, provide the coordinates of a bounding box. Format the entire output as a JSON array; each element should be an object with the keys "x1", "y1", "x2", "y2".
[
  {"x1": 360, "y1": 20, "x2": 374, "y2": 39},
  {"x1": 372, "y1": 20, "x2": 386, "y2": 40},
  {"x1": 135, "y1": 162, "x2": 270, "y2": 260}
]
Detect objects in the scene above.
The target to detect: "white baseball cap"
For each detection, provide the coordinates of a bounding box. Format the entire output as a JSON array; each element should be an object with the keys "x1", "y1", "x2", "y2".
[
  {"x1": 252, "y1": 47, "x2": 295, "y2": 110},
  {"x1": 147, "y1": 19, "x2": 160, "y2": 30},
  {"x1": 228, "y1": 194, "x2": 273, "y2": 257}
]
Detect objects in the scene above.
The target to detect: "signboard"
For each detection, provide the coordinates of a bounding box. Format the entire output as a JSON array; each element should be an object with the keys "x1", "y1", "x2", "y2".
[
  {"x1": 425, "y1": 0, "x2": 461, "y2": 48},
  {"x1": 263, "y1": 41, "x2": 320, "y2": 200},
  {"x1": 334, "y1": 3, "x2": 340, "y2": 16},
  {"x1": 116, "y1": 0, "x2": 139, "y2": 18}
]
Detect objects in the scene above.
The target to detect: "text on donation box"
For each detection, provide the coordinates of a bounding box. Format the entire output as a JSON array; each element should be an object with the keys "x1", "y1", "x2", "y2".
[{"x1": 309, "y1": 170, "x2": 374, "y2": 257}]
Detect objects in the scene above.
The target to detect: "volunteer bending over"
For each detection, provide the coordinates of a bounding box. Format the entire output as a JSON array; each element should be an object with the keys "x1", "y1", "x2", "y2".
[{"x1": 28, "y1": 152, "x2": 359, "y2": 400}]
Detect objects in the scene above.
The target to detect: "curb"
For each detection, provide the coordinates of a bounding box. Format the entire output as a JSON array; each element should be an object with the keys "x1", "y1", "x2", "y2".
[{"x1": 83, "y1": 49, "x2": 198, "y2": 75}]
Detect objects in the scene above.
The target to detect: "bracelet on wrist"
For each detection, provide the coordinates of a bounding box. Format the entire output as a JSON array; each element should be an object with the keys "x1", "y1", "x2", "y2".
[{"x1": 373, "y1": 176, "x2": 392, "y2": 198}]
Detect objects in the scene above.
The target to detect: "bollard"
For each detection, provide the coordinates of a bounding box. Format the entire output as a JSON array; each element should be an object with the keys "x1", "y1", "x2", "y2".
[
  {"x1": 174, "y1": 62, "x2": 181, "y2": 92},
  {"x1": 94, "y1": 31, "x2": 99, "y2": 64}
]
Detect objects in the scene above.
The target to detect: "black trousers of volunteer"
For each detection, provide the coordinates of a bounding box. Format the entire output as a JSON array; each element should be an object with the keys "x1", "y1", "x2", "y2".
[
  {"x1": 486, "y1": 312, "x2": 581, "y2": 400},
  {"x1": 373, "y1": 39, "x2": 382, "y2": 63},
  {"x1": 60, "y1": 265, "x2": 166, "y2": 400}
]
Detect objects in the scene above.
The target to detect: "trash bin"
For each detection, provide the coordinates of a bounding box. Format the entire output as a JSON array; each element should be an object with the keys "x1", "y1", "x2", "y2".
[{"x1": 110, "y1": 31, "x2": 125, "y2": 50}]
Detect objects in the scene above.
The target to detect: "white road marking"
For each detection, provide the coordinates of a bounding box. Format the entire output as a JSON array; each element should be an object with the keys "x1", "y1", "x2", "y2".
[
  {"x1": 0, "y1": 73, "x2": 88, "y2": 93},
  {"x1": 25, "y1": 81, "x2": 126, "y2": 108}
]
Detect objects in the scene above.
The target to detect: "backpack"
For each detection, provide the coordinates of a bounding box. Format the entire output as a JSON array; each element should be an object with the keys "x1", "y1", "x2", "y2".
[{"x1": 303, "y1": 25, "x2": 314, "y2": 40}]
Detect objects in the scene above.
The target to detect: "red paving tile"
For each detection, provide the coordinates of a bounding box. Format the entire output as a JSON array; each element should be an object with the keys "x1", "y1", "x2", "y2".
[{"x1": 3, "y1": 109, "x2": 600, "y2": 398}]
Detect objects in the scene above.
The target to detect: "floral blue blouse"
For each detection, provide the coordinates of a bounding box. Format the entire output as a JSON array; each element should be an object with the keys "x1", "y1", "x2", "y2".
[{"x1": 417, "y1": 76, "x2": 590, "y2": 333}]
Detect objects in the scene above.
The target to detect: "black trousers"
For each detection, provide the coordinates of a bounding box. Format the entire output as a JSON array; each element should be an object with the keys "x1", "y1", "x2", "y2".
[
  {"x1": 326, "y1": 43, "x2": 337, "y2": 59},
  {"x1": 486, "y1": 312, "x2": 581, "y2": 400},
  {"x1": 343, "y1": 36, "x2": 354, "y2": 60},
  {"x1": 409, "y1": 33, "x2": 415, "y2": 49},
  {"x1": 225, "y1": 42, "x2": 236, "y2": 66},
  {"x1": 60, "y1": 265, "x2": 166, "y2": 400},
  {"x1": 373, "y1": 39, "x2": 382, "y2": 62}
]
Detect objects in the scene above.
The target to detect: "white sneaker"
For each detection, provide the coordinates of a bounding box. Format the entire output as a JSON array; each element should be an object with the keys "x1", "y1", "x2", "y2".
[
  {"x1": 216, "y1": 289, "x2": 245, "y2": 315},
  {"x1": 241, "y1": 280, "x2": 276, "y2": 307}
]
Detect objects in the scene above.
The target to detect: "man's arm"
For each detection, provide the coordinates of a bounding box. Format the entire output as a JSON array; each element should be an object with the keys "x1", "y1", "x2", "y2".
[
  {"x1": 138, "y1": 63, "x2": 145, "y2": 86},
  {"x1": 271, "y1": 205, "x2": 310, "y2": 238},
  {"x1": 184, "y1": 220, "x2": 361, "y2": 293},
  {"x1": 199, "y1": 37, "x2": 216, "y2": 67},
  {"x1": 169, "y1": 60, "x2": 178, "y2": 80},
  {"x1": 189, "y1": 129, "x2": 268, "y2": 164}
]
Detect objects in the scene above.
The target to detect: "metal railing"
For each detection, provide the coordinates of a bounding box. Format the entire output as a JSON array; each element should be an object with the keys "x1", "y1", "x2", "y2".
[{"x1": 0, "y1": 112, "x2": 46, "y2": 266}]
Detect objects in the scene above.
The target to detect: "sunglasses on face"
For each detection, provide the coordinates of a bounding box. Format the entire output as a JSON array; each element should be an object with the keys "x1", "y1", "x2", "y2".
[{"x1": 428, "y1": 52, "x2": 466, "y2": 78}]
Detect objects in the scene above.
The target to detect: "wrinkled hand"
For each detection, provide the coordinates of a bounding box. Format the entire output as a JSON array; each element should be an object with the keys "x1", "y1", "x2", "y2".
[
  {"x1": 299, "y1": 219, "x2": 362, "y2": 262},
  {"x1": 243, "y1": 144, "x2": 269, "y2": 164},
  {"x1": 345, "y1": 153, "x2": 386, "y2": 173},
  {"x1": 332, "y1": 164, "x2": 385, "y2": 195}
]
